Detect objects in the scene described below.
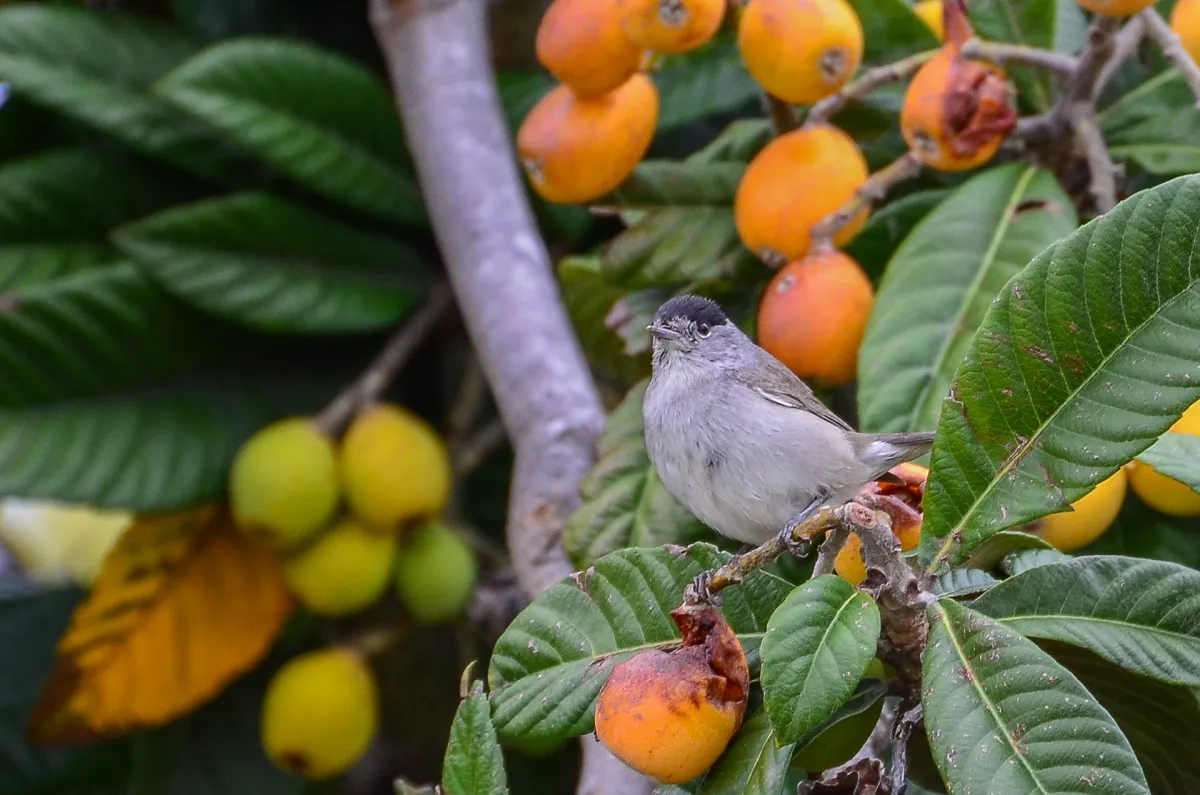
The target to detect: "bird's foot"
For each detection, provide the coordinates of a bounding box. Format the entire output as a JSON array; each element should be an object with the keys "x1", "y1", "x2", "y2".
[
  {"x1": 684, "y1": 570, "x2": 723, "y2": 606},
  {"x1": 777, "y1": 503, "x2": 821, "y2": 557}
]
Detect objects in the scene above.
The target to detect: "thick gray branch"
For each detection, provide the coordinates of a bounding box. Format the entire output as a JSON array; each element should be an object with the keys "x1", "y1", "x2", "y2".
[{"x1": 368, "y1": 2, "x2": 647, "y2": 793}]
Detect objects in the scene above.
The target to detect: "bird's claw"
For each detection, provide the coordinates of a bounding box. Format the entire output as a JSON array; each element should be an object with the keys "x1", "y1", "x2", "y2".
[
  {"x1": 778, "y1": 506, "x2": 820, "y2": 557},
  {"x1": 685, "y1": 570, "x2": 721, "y2": 606}
]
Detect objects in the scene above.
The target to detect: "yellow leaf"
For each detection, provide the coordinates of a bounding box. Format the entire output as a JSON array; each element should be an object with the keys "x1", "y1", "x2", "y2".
[{"x1": 26, "y1": 505, "x2": 295, "y2": 744}]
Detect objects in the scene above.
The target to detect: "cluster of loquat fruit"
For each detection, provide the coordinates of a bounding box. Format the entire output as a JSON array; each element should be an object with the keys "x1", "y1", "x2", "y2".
[{"x1": 226, "y1": 404, "x2": 478, "y2": 779}]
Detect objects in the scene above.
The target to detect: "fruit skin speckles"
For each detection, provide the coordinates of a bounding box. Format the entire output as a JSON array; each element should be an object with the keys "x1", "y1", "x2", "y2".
[
  {"x1": 617, "y1": 0, "x2": 726, "y2": 55},
  {"x1": 738, "y1": 0, "x2": 864, "y2": 105}
]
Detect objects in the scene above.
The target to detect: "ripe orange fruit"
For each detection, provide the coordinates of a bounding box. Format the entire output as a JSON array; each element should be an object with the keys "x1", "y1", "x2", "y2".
[
  {"x1": 536, "y1": 0, "x2": 644, "y2": 99},
  {"x1": 756, "y1": 250, "x2": 874, "y2": 387},
  {"x1": 836, "y1": 463, "x2": 927, "y2": 585},
  {"x1": 734, "y1": 124, "x2": 868, "y2": 264},
  {"x1": 913, "y1": 0, "x2": 944, "y2": 40},
  {"x1": 900, "y1": 45, "x2": 1016, "y2": 171},
  {"x1": 517, "y1": 74, "x2": 659, "y2": 204},
  {"x1": 595, "y1": 604, "x2": 747, "y2": 784},
  {"x1": 616, "y1": 0, "x2": 725, "y2": 54},
  {"x1": 1171, "y1": 0, "x2": 1200, "y2": 63},
  {"x1": 1075, "y1": 0, "x2": 1156, "y2": 16},
  {"x1": 1126, "y1": 399, "x2": 1200, "y2": 518},
  {"x1": 1030, "y1": 470, "x2": 1127, "y2": 552},
  {"x1": 738, "y1": 0, "x2": 864, "y2": 105}
]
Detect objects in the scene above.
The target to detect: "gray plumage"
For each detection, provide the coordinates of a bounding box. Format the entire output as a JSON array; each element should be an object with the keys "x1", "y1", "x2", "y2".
[{"x1": 643, "y1": 295, "x2": 933, "y2": 546}]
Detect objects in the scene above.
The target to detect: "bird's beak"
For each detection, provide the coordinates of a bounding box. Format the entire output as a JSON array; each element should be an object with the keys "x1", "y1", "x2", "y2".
[{"x1": 647, "y1": 323, "x2": 682, "y2": 341}]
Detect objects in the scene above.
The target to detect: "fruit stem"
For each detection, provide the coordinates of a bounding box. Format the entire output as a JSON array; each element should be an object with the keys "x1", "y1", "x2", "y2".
[
  {"x1": 805, "y1": 49, "x2": 938, "y2": 128},
  {"x1": 760, "y1": 92, "x2": 797, "y2": 136},
  {"x1": 315, "y1": 282, "x2": 453, "y2": 437},
  {"x1": 808, "y1": 151, "x2": 923, "y2": 254},
  {"x1": 960, "y1": 39, "x2": 1079, "y2": 78},
  {"x1": 1140, "y1": 7, "x2": 1200, "y2": 108}
]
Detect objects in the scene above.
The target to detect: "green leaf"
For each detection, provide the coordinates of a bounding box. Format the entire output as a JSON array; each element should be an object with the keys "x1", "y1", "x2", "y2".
[
  {"x1": 759, "y1": 575, "x2": 881, "y2": 745},
  {"x1": 127, "y1": 656, "x2": 303, "y2": 795},
  {"x1": 0, "y1": 585, "x2": 132, "y2": 795},
  {"x1": 694, "y1": 698, "x2": 793, "y2": 795},
  {"x1": 0, "y1": 5, "x2": 252, "y2": 181},
  {"x1": 1000, "y1": 547, "x2": 1071, "y2": 576},
  {"x1": 558, "y1": 256, "x2": 653, "y2": 386},
  {"x1": 844, "y1": 189, "x2": 950, "y2": 281},
  {"x1": 858, "y1": 165, "x2": 1077, "y2": 434},
  {"x1": 154, "y1": 39, "x2": 425, "y2": 225},
  {"x1": 791, "y1": 680, "x2": 887, "y2": 774},
  {"x1": 1136, "y1": 433, "x2": 1200, "y2": 490},
  {"x1": 1101, "y1": 72, "x2": 1200, "y2": 176},
  {"x1": 960, "y1": 530, "x2": 1056, "y2": 570},
  {"x1": 602, "y1": 208, "x2": 765, "y2": 289},
  {"x1": 920, "y1": 174, "x2": 1200, "y2": 569},
  {"x1": 443, "y1": 681, "x2": 507, "y2": 795},
  {"x1": 563, "y1": 380, "x2": 715, "y2": 567},
  {"x1": 486, "y1": 544, "x2": 791, "y2": 748},
  {"x1": 1038, "y1": 640, "x2": 1200, "y2": 795},
  {"x1": 0, "y1": 264, "x2": 349, "y2": 509},
  {"x1": 604, "y1": 162, "x2": 745, "y2": 208},
  {"x1": 929, "y1": 568, "x2": 999, "y2": 599},
  {"x1": 971, "y1": 556, "x2": 1200, "y2": 686},
  {"x1": 688, "y1": 120, "x2": 772, "y2": 165},
  {"x1": 0, "y1": 145, "x2": 191, "y2": 291},
  {"x1": 655, "y1": 35, "x2": 761, "y2": 131},
  {"x1": 847, "y1": 0, "x2": 939, "y2": 64},
  {"x1": 923, "y1": 598, "x2": 1149, "y2": 795},
  {"x1": 966, "y1": 0, "x2": 1063, "y2": 112},
  {"x1": 114, "y1": 192, "x2": 426, "y2": 334}
]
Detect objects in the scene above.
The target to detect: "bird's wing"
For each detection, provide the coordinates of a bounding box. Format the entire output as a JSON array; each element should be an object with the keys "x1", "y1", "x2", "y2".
[{"x1": 735, "y1": 351, "x2": 854, "y2": 432}]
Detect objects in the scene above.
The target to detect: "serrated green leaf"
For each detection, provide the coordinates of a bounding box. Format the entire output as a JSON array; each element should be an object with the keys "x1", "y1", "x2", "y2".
[
  {"x1": 929, "y1": 568, "x2": 999, "y2": 598},
  {"x1": 0, "y1": 146, "x2": 190, "y2": 291},
  {"x1": 858, "y1": 165, "x2": 1077, "y2": 434},
  {"x1": 847, "y1": 0, "x2": 939, "y2": 64},
  {"x1": 1101, "y1": 72, "x2": 1200, "y2": 176},
  {"x1": 154, "y1": 39, "x2": 425, "y2": 224},
  {"x1": 1039, "y1": 640, "x2": 1200, "y2": 795},
  {"x1": 486, "y1": 544, "x2": 791, "y2": 748},
  {"x1": 844, "y1": 189, "x2": 950, "y2": 281},
  {"x1": 558, "y1": 256, "x2": 653, "y2": 385},
  {"x1": 1001, "y1": 547, "x2": 1071, "y2": 576},
  {"x1": 694, "y1": 698, "x2": 793, "y2": 795},
  {"x1": 602, "y1": 208, "x2": 765, "y2": 289},
  {"x1": 759, "y1": 575, "x2": 881, "y2": 745},
  {"x1": 0, "y1": 5, "x2": 253, "y2": 182},
  {"x1": 655, "y1": 35, "x2": 761, "y2": 131},
  {"x1": 0, "y1": 264, "x2": 349, "y2": 509},
  {"x1": 971, "y1": 556, "x2": 1200, "y2": 686},
  {"x1": 114, "y1": 192, "x2": 426, "y2": 334},
  {"x1": 1078, "y1": 498, "x2": 1200, "y2": 569},
  {"x1": 604, "y1": 162, "x2": 745, "y2": 208},
  {"x1": 923, "y1": 599, "x2": 1149, "y2": 795},
  {"x1": 920, "y1": 174, "x2": 1200, "y2": 569},
  {"x1": 443, "y1": 681, "x2": 507, "y2": 795},
  {"x1": 563, "y1": 380, "x2": 715, "y2": 567},
  {"x1": 966, "y1": 0, "x2": 1065, "y2": 112},
  {"x1": 1135, "y1": 433, "x2": 1200, "y2": 490}
]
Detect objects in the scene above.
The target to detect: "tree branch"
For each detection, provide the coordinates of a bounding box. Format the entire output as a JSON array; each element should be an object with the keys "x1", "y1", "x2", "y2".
[
  {"x1": 1140, "y1": 7, "x2": 1200, "y2": 107},
  {"x1": 367, "y1": 2, "x2": 642, "y2": 793},
  {"x1": 960, "y1": 38, "x2": 1079, "y2": 77},
  {"x1": 1096, "y1": 16, "x2": 1146, "y2": 96},
  {"x1": 805, "y1": 50, "x2": 936, "y2": 127},
  {"x1": 808, "y1": 151, "x2": 923, "y2": 254}
]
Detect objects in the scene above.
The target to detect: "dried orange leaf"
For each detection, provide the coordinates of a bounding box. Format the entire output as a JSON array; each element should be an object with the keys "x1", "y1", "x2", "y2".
[{"x1": 26, "y1": 505, "x2": 294, "y2": 744}]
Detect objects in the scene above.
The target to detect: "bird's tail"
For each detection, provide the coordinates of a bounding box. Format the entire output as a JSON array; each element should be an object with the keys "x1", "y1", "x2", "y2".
[{"x1": 855, "y1": 431, "x2": 936, "y2": 478}]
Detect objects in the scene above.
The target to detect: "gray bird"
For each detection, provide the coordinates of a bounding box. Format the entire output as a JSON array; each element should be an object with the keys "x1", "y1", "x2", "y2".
[{"x1": 643, "y1": 294, "x2": 934, "y2": 550}]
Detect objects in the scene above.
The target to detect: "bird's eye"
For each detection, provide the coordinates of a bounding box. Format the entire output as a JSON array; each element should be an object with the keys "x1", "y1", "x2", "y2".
[{"x1": 697, "y1": 323, "x2": 711, "y2": 337}]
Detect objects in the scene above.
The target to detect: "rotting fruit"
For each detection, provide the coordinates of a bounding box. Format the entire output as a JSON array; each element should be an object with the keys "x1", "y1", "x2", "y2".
[
  {"x1": 283, "y1": 516, "x2": 397, "y2": 616},
  {"x1": 394, "y1": 520, "x2": 478, "y2": 623},
  {"x1": 262, "y1": 647, "x2": 380, "y2": 780},
  {"x1": 595, "y1": 603, "x2": 748, "y2": 784},
  {"x1": 536, "y1": 0, "x2": 644, "y2": 98},
  {"x1": 1029, "y1": 469, "x2": 1127, "y2": 552},
  {"x1": 518, "y1": 74, "x2": 659, "y2": 204},
  {"x1": 230, "y1": 417, "x2": 339, "y2": 550},
  {"x1": 901, "y1": 43, "x2": 1016, "y2": 172},
  {"x1": 835, "y1": 463, "x2": 928, "y2": 586},
  {"x1": 616, "y1": 0, "x2": 725, "y2": 55},
  {"x1": 1075, "y1": 0, "x2": 1156, "y2": 16},
  {"x1": 756, "y1": 250, "x2": 874, "y2": 387},
  {"x1": 338, "y1": 403, "x2": 452, "y2": 533},
  {"x1": 1173, "y1": 0, "x2": 1200, "y2": 92},
  {"x1": 1127, "y1": 399, "x2": 1200, "y2": 518},
  {"x1": 913, "y1": 0, "x2": 944, "y2": 40},
  {"x1": 738, "y1": 0, "x2": 864, "y2": 104},
  {"x1": 734, "y1": 124, "x2": 869, "y2": 265}
]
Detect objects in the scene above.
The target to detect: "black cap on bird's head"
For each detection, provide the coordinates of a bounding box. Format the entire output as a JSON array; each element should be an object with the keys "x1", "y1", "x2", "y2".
[{"x1": 648, "y1": 295, "x2": 730, "y2": 346}]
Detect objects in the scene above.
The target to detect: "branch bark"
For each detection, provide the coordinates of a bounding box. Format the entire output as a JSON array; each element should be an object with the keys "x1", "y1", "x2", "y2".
[
  {"x1": 367, "y1": 2, "x2": 646, "y2": 793},
  {"x1": 1140, "y1": 7, "x2": 1200, "y2": 107}
]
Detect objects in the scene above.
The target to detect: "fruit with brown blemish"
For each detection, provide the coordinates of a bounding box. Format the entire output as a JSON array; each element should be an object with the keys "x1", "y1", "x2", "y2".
[
  {"x1": 835, "y1": 463, "x2": 928, "y2": 585},
  {"x1": 734, "y1": 124, "x2": 869, "y2": 265},
  {"x1": 262, "y1": 647, "x2": 379, "y2": 779},
  {"x1": 595, "y1": 603, "x2": 748, "y2": 784},
  {"x1": 738, "y1": 0, "x2": 864, "y2": 104},
  {"x1": 536, "y1": 0, "x2": 644, "y2": 98},
  {"x1": 617, "y1": 0, "x2": 726, "y2": 54},
  {"x1": 517, "y1": 74, "x2": 659, "y2": 204},
  {"x1": 756, "y1": 250, "x2": 874, "y2": 387}
]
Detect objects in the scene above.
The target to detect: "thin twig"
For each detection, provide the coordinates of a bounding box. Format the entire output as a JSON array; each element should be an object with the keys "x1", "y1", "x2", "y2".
[
  {"x1": 453, "y1": 419, "x2": 507, "y2": 476},
  {"x1": 1140, "y1": 7, "x2": 1200, "y2": 107},
  {"x1": 315, "y1": 282, "x2": 452, "y2": 435},
  {"x1": 961, "y1": 38, "x2": 1078, "y2": 78},
  {"x1": 1073, "y1": 113, "x2": 1118, "y2": 213},
  {"x1": 808, "y1": 151, "x2": 923, "y2": 254},
  {"x1": 812, "y1": 525, "x2": 850, "y2": 577},
  {"x1": 1096, "y1": 16, "x2": 1146, "y2": 96},
  {"x1": 761, "y1": 92, "x2": 797, "y2": 136},
  {"x1": 446, "y1": 352, "x2": 490, "y2": 446},
  {"x1": 805, "y1": 49, "x2": 937, "y2": 127},
  {"x1": 887, "y1": 704, "x2": 924, "y2": 792}
]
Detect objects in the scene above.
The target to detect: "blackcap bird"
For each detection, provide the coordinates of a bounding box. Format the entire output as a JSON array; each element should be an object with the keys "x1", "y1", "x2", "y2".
[{"x1": 643, "y1": 294, "x2": 934, "y2": 550}]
